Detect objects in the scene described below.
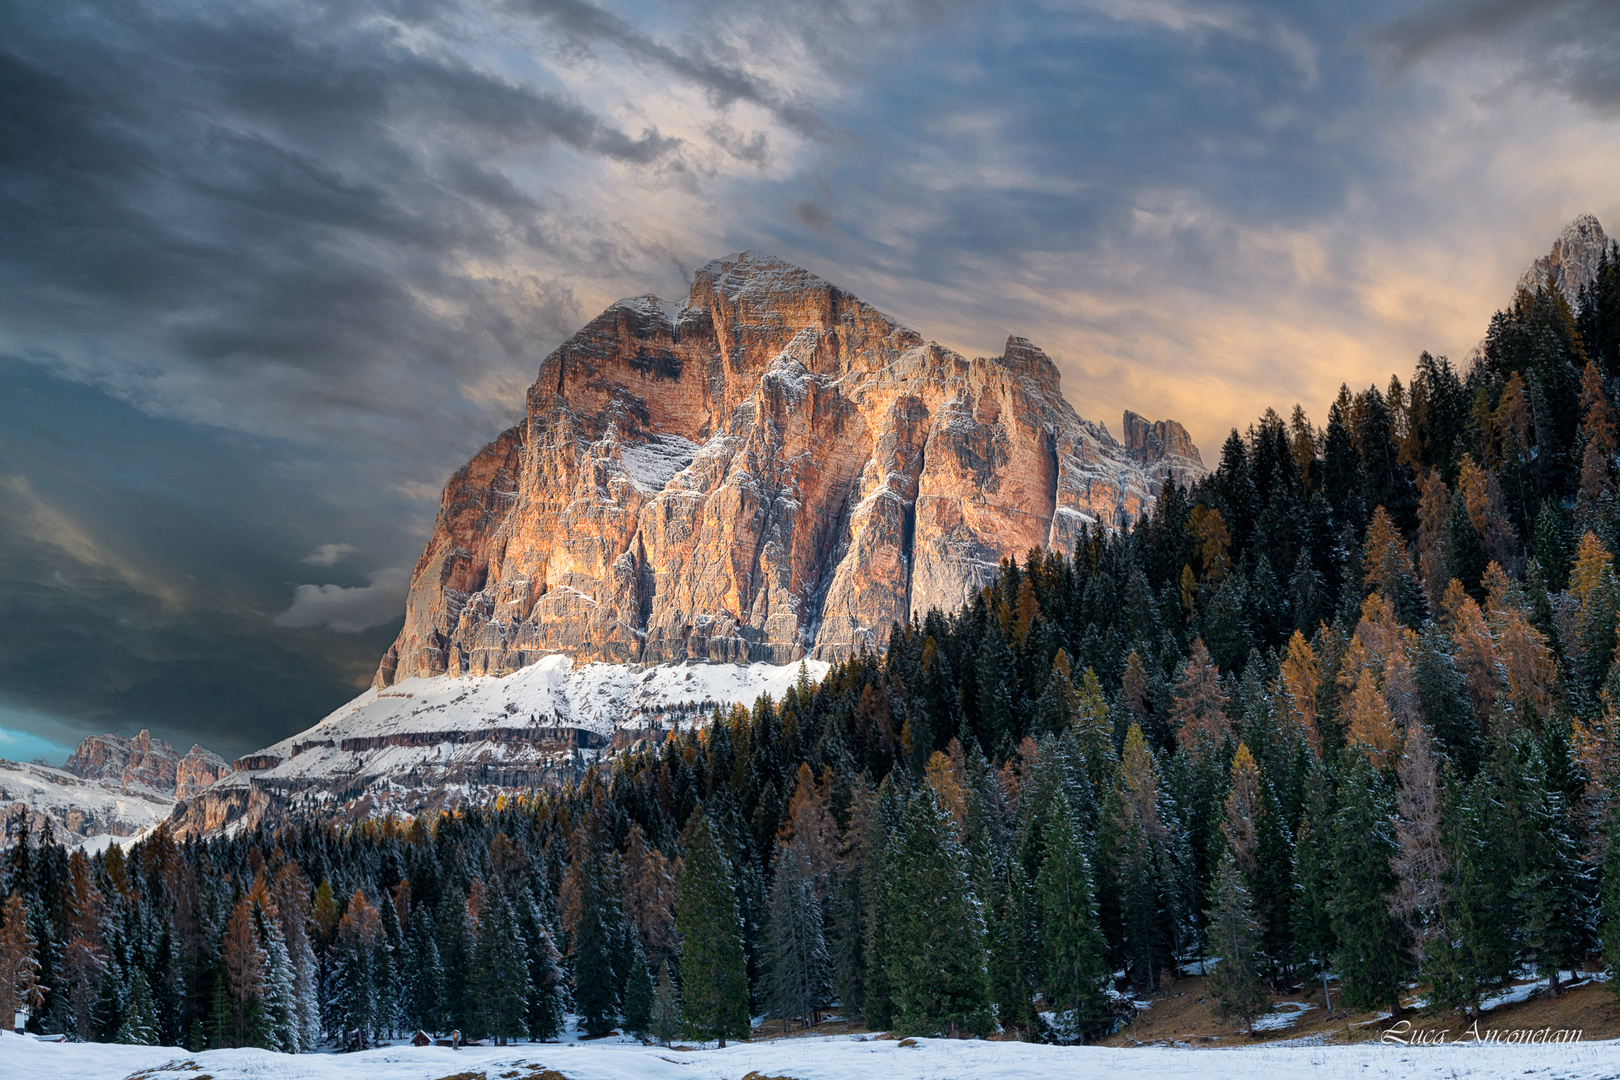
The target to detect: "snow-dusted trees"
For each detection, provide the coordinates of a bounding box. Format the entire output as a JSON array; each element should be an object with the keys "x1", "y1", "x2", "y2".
[
  {"x1": 884, "y1": 786, "x2": 994, "y2": 1039},
  {"x1": 1329, "y1": 753, "x2": 1406, "y2": 1014},
  {"x1": 1204, "y1": 745, "x2": 1270, "y2": 1034},
  {"x1": 330, "y1": 889, "x2": 385, "y2": 1047},
  {"x1": 762, "y1": 840, "x2": 828, "y2": 1031},
  {"x1": 1035, "y1": 790, "x2": 1109, "y2": 1041},
  {"x1": 474, "y1": 882, "x2": 529, "y2": 1044},
  {"x1": 1205, "y1": 853, "x2": 1266, "y2": 1034},
  {"x1": 676, "y1": 808, "x2": 749, "y2": 1047},
  {"x1": 270, "y1": 863, "x2": 320, "y2": 1050},
  {"x1": 0, "y1": 891, "x2": 43, "y2": 1028},
  {"x1": 59, "y1": 850, "x2": 108, "y2": 1040},
  {"x1": 1114, "y1": 723, "x2": 1184, "y2": 993}
]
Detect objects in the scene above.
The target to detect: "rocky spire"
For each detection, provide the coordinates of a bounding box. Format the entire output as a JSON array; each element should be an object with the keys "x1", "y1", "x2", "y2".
[{"x1": 1519, "y1": 213, "x2": 1608, "y2": 309}]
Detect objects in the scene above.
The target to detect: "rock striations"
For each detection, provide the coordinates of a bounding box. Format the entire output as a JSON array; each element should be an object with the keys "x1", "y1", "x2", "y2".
[
  {"x1": 63, "y1": 729, "x2": 230, "y2": 799},
  {"x1": 374, "y1": 252, "x2": 1201, "y2": 688}
]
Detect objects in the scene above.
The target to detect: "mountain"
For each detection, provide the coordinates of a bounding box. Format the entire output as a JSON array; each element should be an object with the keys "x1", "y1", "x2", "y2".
[
  {"x1": 64, "y1": 729, "x2": 229, "y2": 801},
  {"x1": 376, "y1": 252, "x2": 1201, "y2": 684},
  {"x1": 172, "y1": 252, "x2": 1202, "y2": 836},
  {"x1": 1518, "y1": 212, "x2": 1609, "y2": 308},
  {"x1": 1, "y1": 729, "x2": 227, "y2": 850}
]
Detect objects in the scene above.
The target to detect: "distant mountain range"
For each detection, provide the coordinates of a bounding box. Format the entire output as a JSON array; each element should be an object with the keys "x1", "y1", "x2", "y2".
[{"x1": 1, "y1": 730, "x2": 225, "y2": 849}]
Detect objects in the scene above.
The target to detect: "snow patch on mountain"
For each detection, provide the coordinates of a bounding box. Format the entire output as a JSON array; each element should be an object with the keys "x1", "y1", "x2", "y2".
[
  {"x1": 620, "y1": 434, "x2": 700, "y2": 492},
  {"x1": 265, "y1": 655, "x2": 828, "y2": 756},
  {"x1": 179, "y1": 658, "x2": 830, "y2": 832},
  {"x1": 0, "y1": 758, "x2": 174, "y2": 851}
]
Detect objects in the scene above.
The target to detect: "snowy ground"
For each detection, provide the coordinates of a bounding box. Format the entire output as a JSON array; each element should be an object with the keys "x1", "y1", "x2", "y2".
[{"x1": 5, "y1": 1029, "x2": 1618, "y2": 1080}]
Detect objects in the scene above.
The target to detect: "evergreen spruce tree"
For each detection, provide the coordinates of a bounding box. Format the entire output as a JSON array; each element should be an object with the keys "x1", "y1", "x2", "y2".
[
  {"x1": 436, "y1": 889, "x2": 477, "y2": 1038},
  {"x1": 115, "y1": 968, "x2": 158, "y2": 1045},
  {"x1": 403, "y1": 906, "x2": 445, "y2": 1035},
  {"x1": 977, "y1": 630, "x2": 1020, "y2": 759},
  {"x1": 621, "y1": 938, "x2": 654, "y2": 1039},
  {"x1": 762, "y1": 841, "x2": 829, "y2": 1030},
  {"x1": 1034, "y1": 792, "x2": 1110, "y2": 1042},
  {"x1": 256, "y1": 907, "x2": 296, "y2": 1051},
  {"x1": 573, "y1": 863, "x2": 622, "y2": 1037},
  {"x1": 984, "y1": 855, "x2": 1040, "y2": 1036},
  {"x1": 1290, "y1": 784, "x2": 1336, "y2": 1011},
  {"x1": 650, "y1": 961, "x2": 682, "y2": 1047},
  {"x1": 885, "y1": 787, "x2": 995, "y2": 1038},
  {"x1": 858, "y1": 776, "x2": 905, "y2": 1029},
  {"x1": 676, "y1": 808, "x2": 750, "y2": 1046},
  {"x1": 1431, "y1": 772, "x2": 1516, "y2": 1015},
  {"x1": 1329, "y1": 754, "x2": 1407, "y2": 1013},
  {"x1": 477, "y1": 885, "x2": 530, "y2": 1044},
  {"x1": 207, "y1": 958, "x2": 234, "y2": 1049},
  {"x1": 525, "y1": 914, "x2": 567, "y2": 1042},
  {"x1": 1604, "y1": 815, "x2": 1620, "y2": 1003},
  {"x1": 1204, "y1": 851, "x2": 1269, "y2": 1034},
  {"x1": 1115, "y1": 723, "x2": 1179, "y2": 991},
  {"x1": 1502, "y1": 734, "x2": 1590, "y2": 995}
]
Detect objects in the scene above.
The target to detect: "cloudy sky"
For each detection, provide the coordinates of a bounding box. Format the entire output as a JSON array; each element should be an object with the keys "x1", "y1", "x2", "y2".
[{"x1": 2, "y1": 0, "x2": 1617, "y2": 762}]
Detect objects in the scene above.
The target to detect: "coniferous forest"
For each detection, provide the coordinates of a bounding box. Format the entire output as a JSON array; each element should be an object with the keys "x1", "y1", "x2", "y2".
[{"x1": 9, "y1": 255, "x2": 1620, "y2": 1048}]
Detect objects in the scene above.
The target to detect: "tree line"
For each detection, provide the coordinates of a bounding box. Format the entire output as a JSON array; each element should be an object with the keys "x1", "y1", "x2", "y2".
[{"x1": 7, "y1": 252, "x2": 1620, "y2": 1044}]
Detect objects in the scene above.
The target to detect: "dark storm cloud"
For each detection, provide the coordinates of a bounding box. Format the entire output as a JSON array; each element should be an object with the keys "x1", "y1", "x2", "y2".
[
  {"x1": 0, "y1": 0, "x2": 668, "y2": 409},
  {"x1": 776, "y1": 1, "x2": 1369, "y2": 289},
  {"x1": 0, "y1": 359, "x2": 401, "y2": 760},
  {"x1": 1376, "y1": 0, "x2": 1620, "y2": 110}
]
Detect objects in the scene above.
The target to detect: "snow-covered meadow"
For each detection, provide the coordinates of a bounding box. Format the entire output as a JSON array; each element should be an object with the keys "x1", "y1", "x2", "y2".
[{"x1": 5, "y1": 1030, "x2": 1618, "y2": 1080}]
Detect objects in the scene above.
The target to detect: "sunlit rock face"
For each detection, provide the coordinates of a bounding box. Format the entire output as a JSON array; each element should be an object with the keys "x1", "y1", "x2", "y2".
[
  {"x1": 374, "y1": 252, "x2": 1206, "y2": 687},
  {"x1": 1519, "y1": 214, "x2": 1609, "y2": 309}
]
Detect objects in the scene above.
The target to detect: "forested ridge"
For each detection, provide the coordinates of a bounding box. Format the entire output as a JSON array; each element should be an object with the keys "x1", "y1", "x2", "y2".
[{"x1": 8, "y1": 255, "x2": 1620, "y2": 1047}]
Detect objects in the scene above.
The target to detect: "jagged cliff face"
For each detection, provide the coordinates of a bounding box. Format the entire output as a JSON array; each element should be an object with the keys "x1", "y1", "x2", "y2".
[
  {"x1": 375, "y1": 253, "x2": 1203, "y2": 688},
  {"x1": 62, "y1": 729, "x2": 229, "y2": 800},
  {"x1": 1519, "y1": 213, "x2": 1609, "y2": 309}
]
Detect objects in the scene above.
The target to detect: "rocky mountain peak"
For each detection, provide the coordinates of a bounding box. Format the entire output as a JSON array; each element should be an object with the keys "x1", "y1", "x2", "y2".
[
  {"x1": 372, "y1": 252, "x2": 1205, "y2": 691},
  {"x1": 61, "y1": 729, "x2": 227, "y2": 797},
  {"x1": 1518, "y1": 213, "x2": 1609, "y2": 308},
  {"x1": 1122, "y1": 410, "x2": 1202, "y2": 468}
]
